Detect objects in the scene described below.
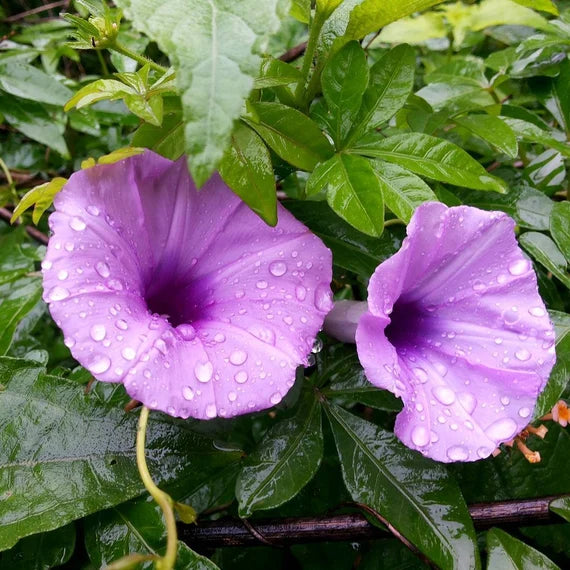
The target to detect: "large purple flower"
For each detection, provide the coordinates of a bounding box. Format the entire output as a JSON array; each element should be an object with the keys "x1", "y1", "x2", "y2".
[
  {"x1": 42, "y1": 151, "x2": 332, "y2": 419},
  {"x1": 326, "y1": 202, "x2": 556, "y2": 462}
]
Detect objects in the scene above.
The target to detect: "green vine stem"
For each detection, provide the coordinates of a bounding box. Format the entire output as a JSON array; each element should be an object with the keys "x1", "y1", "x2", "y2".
[
  {"x1": 110, "y1": 41, "x2": 169, "y2": 74},
  {"x1": 137, "y1": 406, "x2": 178, "y2": 570}
]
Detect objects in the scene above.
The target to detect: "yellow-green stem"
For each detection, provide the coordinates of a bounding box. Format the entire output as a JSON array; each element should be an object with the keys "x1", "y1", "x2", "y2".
[
  {"x1": 111, "y1": 41, "x2": 168, "y2": 74},
  {"x1": 137, "y1": 406, "x2": 178, "y2": 570}
]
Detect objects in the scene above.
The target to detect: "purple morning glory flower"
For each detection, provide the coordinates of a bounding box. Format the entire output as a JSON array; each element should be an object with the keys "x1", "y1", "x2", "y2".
[
  {"x1": 325, "y1": 202, "x2": 556, "y2": 462},
  {"x1": 42, "y1": 150, "x2": 333, "y2": 419}
]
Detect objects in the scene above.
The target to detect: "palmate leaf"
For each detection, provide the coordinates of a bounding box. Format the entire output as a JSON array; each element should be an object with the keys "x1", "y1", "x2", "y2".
[
  {"x1": 0, "y1": 357, "x2": 243, "y2": 551},
  {"x1": 325, "y1": 404, "x2": 479, "y2": 569},
  {"x1": 114, "y1": 0, "x2": 289, "y2": 187}
]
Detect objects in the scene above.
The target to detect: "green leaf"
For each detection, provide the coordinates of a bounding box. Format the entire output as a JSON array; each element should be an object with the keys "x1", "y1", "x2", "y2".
[
  {"x1": 343, "y1": 0, "x2": 446, "y2": 41},
  {"x1": 550, "y1": 497, "x2": 570, "y2": 522},
  {"x1": 347, "y1": 44, "x2": 415, "y2": 145},
  {"x1": 512, "y1": 0, "x2": 558, "y2": 15},
  {"x1": 537, "y1": 58, "x2": 570, "y2": 133},
  {"x1": 515, "y1": 186, "x2": 554, "y2": 231},
  {"x1": 370, "y1": 160, "x2": 437, "y2": 223},
  {"x1": 85, "y1": 500, "x2": 220, "y2": 569},
  {"x1": 416, "y1": 82, "x2": 494, "y2": 113},
  {"x1": 321, "y1": 41, "x2": 368, "y2": 145},
  {"x1": 131, "y1": 101, "x2": 185, "y2": 160},
  {"x1": 65, "y1": 79, "x2": 136, "y2": 110},
  {"x1": 309, "y1": 153, "x2": 384, "y2": 237},
  {"x1": 535, "y1": 331, "x2": 570, "y2": 418},
  {"x1": 0, "y1": 93, "x2": 69, "y2": 157},
  {"x1": 486, "y1": 528, "x2": 560, "y2": 570},
  {"x1": 550, "y1": 202, "x2": 570, "y2": 262},
  {"x1": 290, "y1": 0, "x2": 310, "y2": 23},
  {"x1": 236, "y1": 391, "x2": 323, "y2": 517},
  {"x1": 454, "y1": 115, "x2": 518, "y2": 158},
  {"x1": 325, "y1": 404, "x2": 479, "y2": 569},
  {"x1": 246, "y1": 102, "x2": 334, "y2": 171},
  {"x1": 283, "y1": 200, "x2": 402, "y2": 279},
  {"x1": 0, "y1": 62, "x2": 72, "y2": 107},
  {"x1": 353, "y1": 132, "x2": 507, "y2": 193},
  {"x1": 11, "y1": 178, "x2": 67, "y2": 225},
  {"x1": 375, "y1": 12, "x2": 448, "y2": 46},
  {"x1": 0, "y1": 357, "x2": 243, "y2": 551},
  {"x1": 519, "y1": 231, "x2": 570, "y2": 288},
  {"x1": 0, "y1": 524, "x2": 75, "y2": 570},
  {"x1": 114, "y1": 0, "x2": 288, "y2": 187},
  {"x1": 524, "y1": 149, "x2": 566, "y2": 194},
  {"x1": 219, "y1": 122, "x2": 277, "y2": 226},
  {"x1": 503, "y1": 118, "x2": 570, "y2": 158},
  {"x1": 254, "y1": 57, "x2": 303, "y2": 89}
]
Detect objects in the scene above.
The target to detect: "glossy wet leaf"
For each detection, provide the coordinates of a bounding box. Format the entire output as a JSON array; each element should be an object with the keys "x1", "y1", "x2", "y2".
[
  {"x1": 219, "y1": 122, "x2": 277, "y2": 226},
  {"x1": 550, "y1": 497, "x2": 570, "y2": 522},
  {"x1": 486, "y1": 528, "x2": 560, "y2": 570},
  {"x1": 550, "y1": 202, "x2": 570, "y2": 262},
  {"x1": 524, "y1": 149, "x2": 566, "y2": 193},
  {"x1": 536, "y1": 58, "x2": 570, "y2": 133},
  {"x1": 114, "y1": 0, "x2": 287, "y2": 186},
  {"x1": 0, "y1": 62, "x2": 72, "y2": 107},
  {"x1": 247, "y1": 102, "x2": 334, "y2": 171},
  {"x1": 0, "y1": 523, "x2": 75, "y2": 569},
  {"x1": 353, "y1": 132, "x2": 507, "y2": 193},
  {"x1": 236, "y1": 391, "x2": 323, "y2": 517},
  {"x1": 454, "y1": 115, "x2": 518, "y2": 158},
  {"x1": 504, "y1": 118, "x2": 570, "y2": 158},
  {"x1": 519, "y1": 231, "x2": 570, "y2": 288},
  {"x1": 347, "y1": 44, "x2": 415, "y2": 145},
  {"x1": 308, "y1": 153, "x2": 384, "y2": 237},
  {"x1": 284, "y1": 200, "x2": 402, "y2": 279},
  {"x1": 11, "y1": 178, "x2": 67, "y2": 225},
  {"x1": 0, "y1": 357, "x2": 243, "y2": 551},
  {"x1": 326, "y1": 404, "x2": 479, "y2": 569},
  {"x1": 321, "y1": 41, "x2": 369, "y2": 146},
  {"x1": 254, "y1": 57, "x2": 303, "y2": 89},
  {"x1": 515, "y1": 186, "x2": 554, "y2": 231},
  {"x1": 370, "y1": 160, "x2": 437, "y2": 223}
]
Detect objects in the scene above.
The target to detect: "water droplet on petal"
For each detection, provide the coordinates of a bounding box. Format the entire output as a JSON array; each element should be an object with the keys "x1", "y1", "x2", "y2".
[
  {"x1": 433, "y1": 386, "x2": 456, "y2": 405},
  {"x1": 107, "y1": 278, "x2": 123, "y2": 291},
  {"x1": 477, "y1": 447, "x2": 492, "y2": 459},
  {"x1": 115, "y1": 319, "x2": 128, "y2": 330},
  {"x1": 518, "y1": 407, "x2": 531, "y2": 418},
  {"x1": 194, "y1": 361, "x2": 213, "y2": 383},
  {"x1": 88, "y1": 354, "x2": 111, "y2": 374},
  {"x1": 90, "y1": 324, "x2": 106, "y2": 341},
  {"x1": 70, "y1": 217, "x2": 86, "y2": 231},
  {"x1": 183, "y1": 386, "x2": 194, "y2": 400},
  {"x1": 509, "y1": 259, "x2": 529, "y2": 276},
  {"x1": 214, "y1": 333, "x2": 226, "y2": 343},
  {"x1": 122, "y1": 347, "x2": 136, "y2": 361},
  {"x1": 485, "y1": 418, "x2": 518, "y2": 441},
  {"x1": 64, "y1": 337, "x2": 75, "y2": 348},
  {"x1": 178, "y1": 324, "x2": 196, "y2": 341},
  {"x1": 270, "y1": 392, "x2": 282, "y2": 405},
  {"x1": 57, "y1": 269, "x2": 68, "y2": 281},
  {"x1": 269, "y1": 261, "x2": 287, "y2": 277},
  {"x1": 413, "y1": 368, "x2": 428, "y2": 383},
  {"x1": 515, "y1": 348, "x2": 531, "y2": 361},
  {"x1": 458, "y1": 392, "x2": 477, "y2": 414},
  {"x1": 500, "y1": 396, "x2": 511, "y2": 406},
  {"x1": 529, "y1": 306, "x2": 545, "y2": 317},
  {"x1": 314, "y1": 284, "x2": 333, "y2": 312},
  {"x1": 95, "y1": 261, "x2": 110, "y2": 278},
  {"x1": 256, "y1": 280, "x2": 268, "y2": 289},
  {"x1": 49, "y1": 286, "x2": 69, "y2": 301},
  {"x1": 247, "y1": 325, "x2": 275, "y2": 345},
  {"x1": 411, "y1": 426, "x2": 430, "y2": 447},
  {"x1": 229, "y1": 350, "x2": 247, "y2": 365},
  {"x1": 228, "y1": 391, "x2": 237, "y2": 402},
  {"x1": 296, "y1": 285, "x2": 307, "y2": 301},
  {"x1": 41, "y1": 260, "x2": 53, "y2": 270},
  {"x1": 205, "y1": 404, "x2": 217, "y2": 418},
  {"x1": 86, "y1": 205, "x2": 100, "y2": 216},
  {"x1": 235, "y1": 370, "x2": 248, "y2": 384},
  {"x1": 154, "y1": 338, "x2": 167, "y2": 354},
  {"x1": 447, "y1": 445, "x2": 469, "y2": 461}
]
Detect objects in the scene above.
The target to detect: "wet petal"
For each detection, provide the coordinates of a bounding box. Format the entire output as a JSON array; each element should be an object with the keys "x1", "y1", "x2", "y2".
[
  {"x1": 357, "y1": 202, "x2": 556, "y2": 462},
  {"x1": 43, "y1": 150, "x2": 332, "y2": 419}
]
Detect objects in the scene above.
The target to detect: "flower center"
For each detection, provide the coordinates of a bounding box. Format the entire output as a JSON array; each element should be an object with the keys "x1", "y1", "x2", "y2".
[
  {"x1": 384, "y1": 300, "x2": 429, "y2": 348},
  {"x1": 145, "y1": 279, "x2": 201, "y2": 328}
]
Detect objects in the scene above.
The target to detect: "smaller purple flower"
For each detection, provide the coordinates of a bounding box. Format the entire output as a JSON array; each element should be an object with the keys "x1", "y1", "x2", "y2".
[
  {"x1": 42, "y1": 151, "x2": 333, "y2": 419},
  {"x1": 325, "y1": 202, "x2": 556, "y2": 462}
]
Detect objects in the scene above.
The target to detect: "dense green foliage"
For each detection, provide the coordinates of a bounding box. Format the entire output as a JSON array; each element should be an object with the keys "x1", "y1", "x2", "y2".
[{"x1": 0, "y1": 0, "x2": 569, "y2": 568}]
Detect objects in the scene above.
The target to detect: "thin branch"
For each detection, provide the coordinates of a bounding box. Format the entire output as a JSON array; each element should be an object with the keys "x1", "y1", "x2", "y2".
[
  {"x1": 279, "y1": 41, "x2": 308, "y2": 63},
  {"x1": 179, "y1": 496, "x2": 566, "y2": 550},
  {"x1": 3, "y1": 0, "x2": 68, "y2": 22},
  {"x1": 0, "y1": 207, "x2": 49, "y2": 245}
]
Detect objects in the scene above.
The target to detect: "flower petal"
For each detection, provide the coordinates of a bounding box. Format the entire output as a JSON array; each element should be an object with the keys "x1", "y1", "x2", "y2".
[
  {"x1": 43, "y1": 150, "x2": 332, "y2": 419},
  {"x1": 358, "y1": 202, "x2": 556, "y2": 461}
]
